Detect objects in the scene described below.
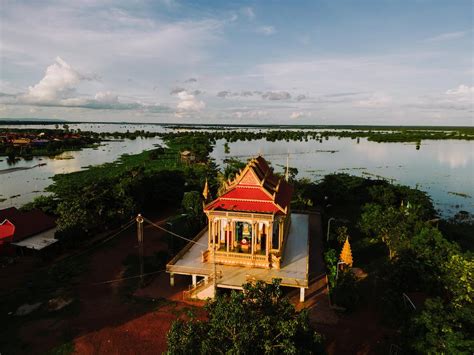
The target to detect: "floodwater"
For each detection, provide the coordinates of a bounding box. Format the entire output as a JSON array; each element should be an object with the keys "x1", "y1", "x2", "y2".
[{"x1": 0, "y1": 123, "x2": 473, "y2": 218}]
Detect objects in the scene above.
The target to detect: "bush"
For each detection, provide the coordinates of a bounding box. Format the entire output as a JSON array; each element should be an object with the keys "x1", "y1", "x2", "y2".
[{"x1": 332, "y1": 270, "x2": 360, "y2": 311}]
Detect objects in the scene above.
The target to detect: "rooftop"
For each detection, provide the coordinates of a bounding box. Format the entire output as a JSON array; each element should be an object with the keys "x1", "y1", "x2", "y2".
[{"x1": 205, "y1": 155, "x2": 293, "y2": 215}]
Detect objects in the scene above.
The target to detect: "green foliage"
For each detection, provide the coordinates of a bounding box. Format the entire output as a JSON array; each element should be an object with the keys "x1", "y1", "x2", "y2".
[
  {"x1": 359, "y1": 203, "x2": 422, "y2": 259},
  {"x1": 335, "y1": 226, "x2": 349, "y2": 245},
  {"x1": 332, "y1": 271, "x2": 360, "y2": 311},
  {"x1": 222, "y1": 157, "x2": 246, "y2": 180},
  {"x1": 404, "y1": 298, "x2": 474, "y2": 354},
  {"x1": 20, "y1": 195, "x2": 58, "y2": 215},
  {"x1": 324, "y1": 248, "x2": 338, "y2": 290},
  {"x1": 166, "y1": 280, "x2": 324, "y2": 354}
]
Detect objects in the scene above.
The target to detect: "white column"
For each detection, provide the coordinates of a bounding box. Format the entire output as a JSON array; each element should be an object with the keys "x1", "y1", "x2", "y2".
[
  {"x1": 192, "y1": 274, "x2": 197, "y2": 286},
  {"x1": 170, "y1": 273, "x2": 175, "y2": 287},
  {"x1": 300, "y1": 287, "x2": 305, "y2": 303}
]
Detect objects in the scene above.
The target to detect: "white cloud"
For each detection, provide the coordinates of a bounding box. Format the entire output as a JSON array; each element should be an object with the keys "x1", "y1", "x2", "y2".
[
  {"x1": 256, "y1": 26, "x2": 276, "y2": 36},
  {"x1": 290, "y1": 111, "x2": 304, "y2": 119},
  {"x1": 241, "y1": 7, "x2": 255, "y2": 20},
  {"x1": 356, "y1": 93, "x2": 392, "y2": 108},
  {"x1": 233, "y1": 110, "x2": 268, "y2": 119},
  {"x1": 176, "y1": 91, "x2": 205, "y2": 111},
  {"x1": 94, "y1": 91, "x2": 119, "y2": 104},
  {"x1": 446, "y1": 84, "x2": 474, "y2": 97},
  {"x1": 426, "y1": 31, "x2": 467, "y2": 42},
  {"x1": 1, "y1": 58, "x2": 170, "y2": 112},
  {"x1": 22, "y1": 57, "x2": 93, "y2": 104}
]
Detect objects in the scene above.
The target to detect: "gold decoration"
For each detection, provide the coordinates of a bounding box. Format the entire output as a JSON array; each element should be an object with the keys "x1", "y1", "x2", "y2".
[{"x1": 340, "y1": 237, "x2": 353, "y2": 267}]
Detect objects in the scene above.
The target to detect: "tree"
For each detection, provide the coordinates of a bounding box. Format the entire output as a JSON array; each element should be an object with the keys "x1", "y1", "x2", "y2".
[
  {"x1": 359, "y1": 203, "x2": 419, "y2": 259},
  {"x1": 404, "y1": 298, "x2": 474, "y2": 353},
  {"x1": 166, "y1": 280, "x2": 324, "y2": 354}
]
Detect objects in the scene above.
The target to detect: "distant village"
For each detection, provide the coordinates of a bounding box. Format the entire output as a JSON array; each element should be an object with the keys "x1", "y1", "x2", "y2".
[{"x1": 0, "y1": 127, "x2": 98, "y2": 158}]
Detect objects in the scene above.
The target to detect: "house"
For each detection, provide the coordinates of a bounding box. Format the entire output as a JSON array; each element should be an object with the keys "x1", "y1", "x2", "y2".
[
  {"x1": 180, "y1": 150, "x2": 196, "y2": 164},
  {"x1": 166, "y1": 156, "x2": 310, "y2": 302},
  {"x1": 0, "y1": 207, "x2": 58, "y2": 254},
  {"x1": 11, "y1": 138, "x2": 31, "y2": 146}
]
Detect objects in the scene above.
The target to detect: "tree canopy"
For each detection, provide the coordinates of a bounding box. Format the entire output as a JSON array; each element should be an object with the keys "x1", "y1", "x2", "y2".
[{"x1": 166, "y1": 280, "x2": 324, "y2": 354}]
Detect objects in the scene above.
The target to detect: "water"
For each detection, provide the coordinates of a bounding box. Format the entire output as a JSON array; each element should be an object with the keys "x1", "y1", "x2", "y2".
[
  {"x1": 0, "y1": 135, "x2": 163, "y2": 208},
  {"x1": 1, "y1": 123, "x2": 473, "y2": 218},
  {"x1": 211, "y1": 137, "x2": 474, "y2": 218}
]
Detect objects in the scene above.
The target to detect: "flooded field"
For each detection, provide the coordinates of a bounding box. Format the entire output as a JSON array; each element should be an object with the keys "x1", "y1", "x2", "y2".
[{"x1": 0, "y1": 123, "x2": 473, "y2": 217}]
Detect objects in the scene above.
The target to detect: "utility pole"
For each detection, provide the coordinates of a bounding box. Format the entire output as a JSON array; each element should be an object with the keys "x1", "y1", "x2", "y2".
[{"x1": 136, "y1": 214, "x2": 144, "y2": 284}]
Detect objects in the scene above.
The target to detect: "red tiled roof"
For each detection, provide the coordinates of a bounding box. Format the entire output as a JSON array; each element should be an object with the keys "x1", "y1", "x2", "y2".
[
  {"x1": 205, "y1": 200, "x2": 282, "y2": 214},
  {"x1": 205, "y1": 156, "x2": 293, "y2": 215},
  {"x1": 220, "y1": 186, "x2": 272, "y2": 201},
  {"x1": 0, "y1": 207, "x2": 56, "y2": 243}
]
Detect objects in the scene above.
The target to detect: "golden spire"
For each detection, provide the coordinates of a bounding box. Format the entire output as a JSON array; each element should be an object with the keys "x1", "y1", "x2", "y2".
[
  {"x1": 203, "y1": 178, "x2": 209, "y2": 201},
  {"x1": 340, "y1": 237, "x2": 353, "y2": 267}
]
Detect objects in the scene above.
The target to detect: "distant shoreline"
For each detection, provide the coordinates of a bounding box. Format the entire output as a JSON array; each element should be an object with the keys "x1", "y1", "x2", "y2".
[{"x1": 0, "y1": 120, "x2": 473, "y2": 130}]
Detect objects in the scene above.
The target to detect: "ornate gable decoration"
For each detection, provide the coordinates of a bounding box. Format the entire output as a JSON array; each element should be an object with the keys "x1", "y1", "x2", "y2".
[{"x1": 205, "y1": 156, "x2": 293, "y2": 215}]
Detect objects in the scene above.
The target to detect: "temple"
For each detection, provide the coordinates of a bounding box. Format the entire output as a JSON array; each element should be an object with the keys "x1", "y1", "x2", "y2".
[{"x1": 167, "y1": 156, "x2": 310, "y2": 301}]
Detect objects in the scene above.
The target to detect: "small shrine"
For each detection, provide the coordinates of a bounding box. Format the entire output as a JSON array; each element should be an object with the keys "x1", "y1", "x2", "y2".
[{"x1": 202, "y1": 156, "x2": 293, "y2": 269}]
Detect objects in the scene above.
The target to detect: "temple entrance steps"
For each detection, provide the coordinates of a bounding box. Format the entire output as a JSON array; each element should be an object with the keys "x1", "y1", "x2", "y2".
[
  {"x1": 289, "y1": 273, "x2": 328, "y2": 309},
  {"x1": 183, "y1": 275, "x2": 216, "y2": 300}
]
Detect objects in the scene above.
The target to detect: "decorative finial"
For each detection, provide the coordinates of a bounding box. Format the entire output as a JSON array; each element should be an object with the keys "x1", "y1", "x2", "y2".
[
  {"x1": 202, "y1": 178, "x2": 209, "y2": 201},
  {"x1": 340, "y1": 237, "x2": 353, "y2": 267}
]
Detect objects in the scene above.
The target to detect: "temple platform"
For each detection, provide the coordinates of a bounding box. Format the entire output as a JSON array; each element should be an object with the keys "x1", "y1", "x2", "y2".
[{"x1": 166, "y1": 213, "x2": 310, "y2": 290}]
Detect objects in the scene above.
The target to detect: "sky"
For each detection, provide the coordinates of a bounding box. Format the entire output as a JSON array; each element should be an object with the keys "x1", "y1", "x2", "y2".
[{"x1": 0, "y1": 0, "x2": 473, "y2": 125}]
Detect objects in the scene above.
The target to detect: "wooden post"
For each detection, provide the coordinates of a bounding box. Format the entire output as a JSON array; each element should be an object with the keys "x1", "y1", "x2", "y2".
[{"x1": 136, "y1": 214, "x2": 144, "y2": 284}]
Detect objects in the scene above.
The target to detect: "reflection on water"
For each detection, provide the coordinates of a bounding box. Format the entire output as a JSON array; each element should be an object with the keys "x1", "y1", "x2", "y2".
[
  {"x1": 0, "y1": 136, "x2": 163, "y2": 209},
  {"x1": 211, "y1": 138, "x2": 474, "y2": 218},
  {"x1": 0, "y1": 123, "x2": 472, "y2": 218}
]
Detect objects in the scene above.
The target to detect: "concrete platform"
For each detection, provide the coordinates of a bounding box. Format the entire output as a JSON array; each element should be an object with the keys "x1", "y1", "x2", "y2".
[{"x1": 167, "y1": 213, "x2": 310, "y2": 290}]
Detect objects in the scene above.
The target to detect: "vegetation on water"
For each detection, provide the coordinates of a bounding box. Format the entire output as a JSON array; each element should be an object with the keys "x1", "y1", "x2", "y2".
[
  {"x1": 22, "y1": 133, "x2": 217, "y2": 242},
  {"x1": 159, "y1": 126, "x2": 474, "y2": 144},
  {"x1": 166, "y1": 280, "x2": 324, "y2": 354}
]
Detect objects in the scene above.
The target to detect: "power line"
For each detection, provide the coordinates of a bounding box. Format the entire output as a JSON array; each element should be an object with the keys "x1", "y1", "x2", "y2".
[
  {"x1": 87, "y1": 268, "x2": 167, "y2": 286},
  {"x1": 61, "y1": 218, "x2": 136, "y2": 261},
  {"x1": 143, "y1": 216, "x2": 207, "y2": 248}
]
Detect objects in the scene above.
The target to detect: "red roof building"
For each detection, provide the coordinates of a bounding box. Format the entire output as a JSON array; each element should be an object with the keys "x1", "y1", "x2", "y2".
[
  {"x1": 0, "y1": 207, "x2": 57, "y2": 252},
  {"x1": 203, "y1": 156, "x2": 293, "y2": 269}
]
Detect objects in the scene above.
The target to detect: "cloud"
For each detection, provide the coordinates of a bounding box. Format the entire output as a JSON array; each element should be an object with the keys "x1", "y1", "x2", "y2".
[
  {"x1": 1, "y1": 58, "x2": 170, "y2": 112},
  {"x1": 241, "y1": 7, "x2": 255, "y2": 20},
  {"x1": 170, "y1": 87, "x2": 186, "y2": 95},
  {"x1": 176, "y1": 91, "x2": 205, "y2": 111},
  {"x1": 233, "y1": 110, "x2": 268, "y2": 119},
  {"x1": 356, "y1": 93, "x2": 392, "y2": 108},
  {"x1": 184, "y1": 77, "x2": 197, "y2": 83},
  {"x1": 217, "y1": 90, "x2": 231, "y2": 98},
  {"x1": 290, "y1": 111, "x2": 304, "y2": 119},
  {"x1": 22, "y1": 57, "x2": 93, "y2": 104},
  {"x1": 426, "y1": 31, "x2": 467, "y2": 42},
  {"x1": 296, "y1": 94, "x2": 307, "y2": 101},
  {"x1": 445, "y1": 84, "x2": 474, "y2": 97},
  {"x1": 256, "y1": 26, "x2": 276, "y2": 36},
  {"x1": 262, "y1": 91, "x2": 291, "y2": 100}
]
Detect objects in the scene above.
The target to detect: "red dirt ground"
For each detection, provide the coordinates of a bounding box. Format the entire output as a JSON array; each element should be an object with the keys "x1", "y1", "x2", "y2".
[{"x1": 4, "y1": 212, "x2": 392, "y2": 354}]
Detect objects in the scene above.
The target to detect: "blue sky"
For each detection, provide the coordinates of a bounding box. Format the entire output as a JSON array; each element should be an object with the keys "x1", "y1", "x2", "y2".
[{"x1": 0, "y1": 0, "x2": 472, "y2": 125}]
